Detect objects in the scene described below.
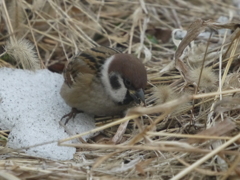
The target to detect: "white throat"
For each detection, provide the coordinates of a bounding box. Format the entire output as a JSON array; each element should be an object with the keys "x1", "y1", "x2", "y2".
[{"x1": 101, "y1": 55, "x2": 127, "y2": 103}]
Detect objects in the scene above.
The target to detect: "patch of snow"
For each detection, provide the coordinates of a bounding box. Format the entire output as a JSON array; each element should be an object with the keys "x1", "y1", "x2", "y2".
[{"x1": 0, "y1": 68, "x2": 95, "y2": 160}]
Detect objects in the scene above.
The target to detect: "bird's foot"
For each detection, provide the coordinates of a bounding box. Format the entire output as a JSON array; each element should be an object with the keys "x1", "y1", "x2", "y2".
[{"x1": 61, "y1": 108, "x2": 83, "y2": 125}]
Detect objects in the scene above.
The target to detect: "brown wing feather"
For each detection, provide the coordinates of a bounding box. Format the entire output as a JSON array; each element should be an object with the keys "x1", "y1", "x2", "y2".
[{"x1": 63, "y1": 46, "x2": 121, "y2": 87}]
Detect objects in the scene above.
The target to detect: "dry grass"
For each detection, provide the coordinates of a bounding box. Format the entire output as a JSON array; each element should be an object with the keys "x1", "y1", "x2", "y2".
[{"x1": 1, "y1": 0, "x2": 240, "y2": 179}]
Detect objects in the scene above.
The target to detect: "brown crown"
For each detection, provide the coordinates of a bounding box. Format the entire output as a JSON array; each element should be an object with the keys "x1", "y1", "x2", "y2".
[{"x1": 108, "y1": 54, "x2": 147, "y2": 90}]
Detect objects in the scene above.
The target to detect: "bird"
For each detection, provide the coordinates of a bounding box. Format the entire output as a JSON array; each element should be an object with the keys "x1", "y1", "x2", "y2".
[{"x1": 60, "y1": 46, "x2": 147, "y2": 124}]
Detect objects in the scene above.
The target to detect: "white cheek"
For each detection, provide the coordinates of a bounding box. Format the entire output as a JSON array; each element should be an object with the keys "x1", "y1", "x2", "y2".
[
  {"x1": 110, "y1": 77, "x2": 127, "y2": 102},
  {"x1": 101, "y1": 56, "x2": 127, "y2": 103}
]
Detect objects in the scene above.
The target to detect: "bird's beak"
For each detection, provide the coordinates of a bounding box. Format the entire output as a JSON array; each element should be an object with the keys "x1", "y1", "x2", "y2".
[{"x1": 129, "y1": 88, "x2": 146, "y2": 106}]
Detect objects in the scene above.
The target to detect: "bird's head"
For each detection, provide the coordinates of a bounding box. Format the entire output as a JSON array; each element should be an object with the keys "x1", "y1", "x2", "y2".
[{"x1": 101, "y1": 53, "x2": 147, "y2": 105}]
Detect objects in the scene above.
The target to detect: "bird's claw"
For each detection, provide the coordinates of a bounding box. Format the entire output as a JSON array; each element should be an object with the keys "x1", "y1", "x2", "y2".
[{"x1": 60, "y1": 108, "x2": 83, "y2": 125}]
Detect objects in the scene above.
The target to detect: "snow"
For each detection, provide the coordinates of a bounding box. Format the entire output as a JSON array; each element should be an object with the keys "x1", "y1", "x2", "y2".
[{"x1": 0, "y1": 68, "x2": 96, "y2": 160}]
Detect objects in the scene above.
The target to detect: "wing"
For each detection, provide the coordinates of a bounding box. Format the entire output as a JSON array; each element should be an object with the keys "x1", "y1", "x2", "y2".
[
  {"x1": 63, "y1": 46, "x2": 122, "y2": 87},
  {"x1": 81, "y1": 46, "x2": 122, "y2": 72}
]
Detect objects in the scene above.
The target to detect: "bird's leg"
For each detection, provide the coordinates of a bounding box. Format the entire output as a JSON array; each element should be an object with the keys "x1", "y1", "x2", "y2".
[{"x1": 61, "y1": 108, "x2": 83, "y2": 125}]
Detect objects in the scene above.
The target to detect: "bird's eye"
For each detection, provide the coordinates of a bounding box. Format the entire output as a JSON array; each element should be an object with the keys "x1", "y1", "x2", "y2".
[{"x1": 124, "y1": 79, "x2": 132, "y2": 88}]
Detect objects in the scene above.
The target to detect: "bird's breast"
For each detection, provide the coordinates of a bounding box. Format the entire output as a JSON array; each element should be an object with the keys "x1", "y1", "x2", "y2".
[{"x1": 60, "y1": 77, "x2": 133, "y2": 116}]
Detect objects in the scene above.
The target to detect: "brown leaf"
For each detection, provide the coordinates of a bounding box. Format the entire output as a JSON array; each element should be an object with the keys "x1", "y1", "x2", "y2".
[
  {"x1": 188, "y1": 119, "x2": 235, "y2": 143},
  {"x1": 174, "y1": 19, "x2": 240, "y2": 85},
  {"x1": 48, "y1": 62, "x2": 65, "y2": 73},
  {"x1": 135, "y1": 164, "x2": 145, "y2": 175},
  {"x1": 146, "y1": 27, "x2": 172, "y2": 43},
  {"x1": 214, "y1": 98, "x2": 240, "y2": 113},
  {"x1": 235, "y1": 167, "x2": 240, "y2": 177},
  {"x1": 175, "y1": 19, "x2": 207, "y2": 83},
  {"x1": 205, "y1": 21, "x2": 240, "y2": 31},
  {"x1": 175, "y1": 19, "x2": 206, "y2": 62}
]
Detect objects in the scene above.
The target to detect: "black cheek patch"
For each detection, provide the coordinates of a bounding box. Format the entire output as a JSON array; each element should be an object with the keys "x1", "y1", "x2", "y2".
[
  {"x1": 118, "y1": 91, "x2": 133, "y2": 105},
  {"x1": 110, "y1": 75, "x2": 121, "y2": 90}
]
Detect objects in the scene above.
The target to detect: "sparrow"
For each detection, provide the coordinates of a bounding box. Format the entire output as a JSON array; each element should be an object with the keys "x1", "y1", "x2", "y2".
[{"x1": 60, "y1": 46, "x2": 147, "y2": 124}]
